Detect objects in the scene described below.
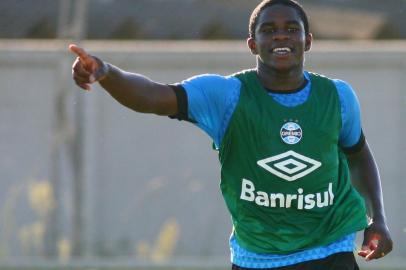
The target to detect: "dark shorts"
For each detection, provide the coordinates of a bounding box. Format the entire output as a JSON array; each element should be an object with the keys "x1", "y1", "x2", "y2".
[{"x1": 232, "y1": 252, "x2": 360, "y2": 270}]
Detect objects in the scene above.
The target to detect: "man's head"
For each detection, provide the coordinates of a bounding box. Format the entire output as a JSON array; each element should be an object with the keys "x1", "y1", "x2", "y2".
[
  {"x1": 249, "y1": 0, "x2": 310, "y2": 40},
  {"x1": 247, "y1": 0, "x2": 312, "y2": 72}
]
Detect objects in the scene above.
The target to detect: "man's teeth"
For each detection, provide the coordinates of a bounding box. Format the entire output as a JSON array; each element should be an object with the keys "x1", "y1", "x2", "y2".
[{"x1": 273, "y1": 47, "x2": 292, "y2": 53}]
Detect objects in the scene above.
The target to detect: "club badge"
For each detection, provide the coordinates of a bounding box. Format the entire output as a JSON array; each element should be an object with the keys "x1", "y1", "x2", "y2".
[{"x1": 280, "y1": 122, "x2": 302, "y2": 144}]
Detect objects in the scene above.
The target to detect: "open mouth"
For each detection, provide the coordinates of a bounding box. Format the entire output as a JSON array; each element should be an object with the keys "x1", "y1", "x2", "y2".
[{"x1": 271, "y1": 47, "x2": 292, "y2": 55}]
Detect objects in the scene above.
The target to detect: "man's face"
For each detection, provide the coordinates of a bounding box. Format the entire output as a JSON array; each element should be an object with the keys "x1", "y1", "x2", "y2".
[{"x1": 248, "y1": 4, "x2": 312, "y2": 72}]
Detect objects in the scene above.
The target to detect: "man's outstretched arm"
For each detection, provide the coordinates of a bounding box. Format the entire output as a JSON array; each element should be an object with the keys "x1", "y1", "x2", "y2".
[
  {"x1": 69, "y1": 44, "x2": 177, "y2": 116},
  {"x1": 346, "y1": 141, "x2": 393, "y2": 261}
]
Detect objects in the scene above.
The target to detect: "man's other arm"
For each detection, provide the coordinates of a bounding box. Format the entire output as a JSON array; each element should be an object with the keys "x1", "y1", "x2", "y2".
[{"x1": 346, "y1": 140, "x2": 393, "y2": 261}]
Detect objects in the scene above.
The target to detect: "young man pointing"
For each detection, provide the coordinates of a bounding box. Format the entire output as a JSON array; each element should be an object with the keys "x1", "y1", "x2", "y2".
[{"x1": 70, "y1": 0, "x2": 392, "y2": 269}]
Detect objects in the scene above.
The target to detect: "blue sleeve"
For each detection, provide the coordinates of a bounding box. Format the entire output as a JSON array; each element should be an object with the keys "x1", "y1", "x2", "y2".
[
  {"x1": 180, "y1": 74, "x2": 241, "y2": 147},
  {"x1": 333, "y1": 79, "x2": 362, "y2": 148}
]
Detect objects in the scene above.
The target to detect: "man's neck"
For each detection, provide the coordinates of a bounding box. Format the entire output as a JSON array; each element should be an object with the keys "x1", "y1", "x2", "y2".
[{"x1": 256, "y1": 63, "x2": 305, "y2": 92}]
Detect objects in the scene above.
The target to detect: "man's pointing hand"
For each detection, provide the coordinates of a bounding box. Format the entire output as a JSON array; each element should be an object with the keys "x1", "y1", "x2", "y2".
[{"x1": 69, "y1": 44, "x2": 108, "y2": 90}]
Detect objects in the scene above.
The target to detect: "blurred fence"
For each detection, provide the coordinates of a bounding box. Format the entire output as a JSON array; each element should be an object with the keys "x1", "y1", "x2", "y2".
[{"x1": 0, "y1": 40, "x2": 405, "y2": 269}]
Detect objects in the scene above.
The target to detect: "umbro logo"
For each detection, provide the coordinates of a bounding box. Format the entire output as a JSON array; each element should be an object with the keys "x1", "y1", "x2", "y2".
[{"x1": 257, "y1": 151, "x2": 321, "y2": 181}]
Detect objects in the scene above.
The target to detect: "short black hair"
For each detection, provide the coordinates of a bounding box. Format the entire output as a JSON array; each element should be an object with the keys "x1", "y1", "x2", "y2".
[{"x1": 249, "y1": 0, "x2": 310, "y2": 39}]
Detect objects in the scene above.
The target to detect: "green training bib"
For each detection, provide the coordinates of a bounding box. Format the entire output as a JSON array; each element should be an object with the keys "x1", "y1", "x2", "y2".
[{"x1": 218, "y1": 69, "x2": 367, "y2": 254}]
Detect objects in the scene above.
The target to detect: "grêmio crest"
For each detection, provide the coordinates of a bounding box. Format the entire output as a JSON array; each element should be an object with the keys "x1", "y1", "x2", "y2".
[{"x1": 280, "y1": 122, "x2": 302, "y2": 144}]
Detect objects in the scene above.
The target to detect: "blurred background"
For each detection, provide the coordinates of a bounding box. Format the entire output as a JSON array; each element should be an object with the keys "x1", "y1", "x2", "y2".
[{"x1": 0, "y1": 0, "x2": 405, "y2": 269}]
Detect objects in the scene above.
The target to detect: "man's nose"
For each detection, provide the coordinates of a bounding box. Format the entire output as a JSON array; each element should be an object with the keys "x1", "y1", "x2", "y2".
[{"x1": 272, "y1": 30, "x2": 290, "y2": 40}]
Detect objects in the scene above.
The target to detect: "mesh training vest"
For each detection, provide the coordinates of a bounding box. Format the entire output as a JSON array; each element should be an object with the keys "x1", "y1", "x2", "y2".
[{"x1": 219, "y1": 69, "x2": 367, "y2": 254}]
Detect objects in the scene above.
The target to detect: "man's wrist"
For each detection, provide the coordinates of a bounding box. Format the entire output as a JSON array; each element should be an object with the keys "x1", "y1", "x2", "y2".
[
  {"x1": 99, "y1": 62, "x2": 110, "y2": 82},
  {"x1": 92, "y1": 56, "x2": 110, "y2": 82}
]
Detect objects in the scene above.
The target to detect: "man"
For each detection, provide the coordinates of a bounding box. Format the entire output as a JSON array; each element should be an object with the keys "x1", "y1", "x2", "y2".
[{"x1": 70, "y1": 0, "x2": 393, "y2": 269}]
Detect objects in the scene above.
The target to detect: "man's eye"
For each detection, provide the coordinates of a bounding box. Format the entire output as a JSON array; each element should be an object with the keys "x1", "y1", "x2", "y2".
[
  {"x1": 287, "y1": 28, "x2": 299, "y2": 33},
  {"x1": 262, "y1": 28, "x2": 276, "y2": 33}
]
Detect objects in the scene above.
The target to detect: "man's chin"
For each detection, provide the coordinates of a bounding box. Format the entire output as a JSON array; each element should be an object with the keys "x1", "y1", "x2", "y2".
[{"x1": 270, "y1": 64, "x2": 296, "y2": 73}]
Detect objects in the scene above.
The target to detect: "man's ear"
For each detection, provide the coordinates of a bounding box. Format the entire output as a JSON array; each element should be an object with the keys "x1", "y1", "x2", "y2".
[
  {"x1": 305, "y1": 33, "x2": 313, "y2": 52},
  {"x1": 247, "y1": 37, "x2": 258, "y2": 55}
]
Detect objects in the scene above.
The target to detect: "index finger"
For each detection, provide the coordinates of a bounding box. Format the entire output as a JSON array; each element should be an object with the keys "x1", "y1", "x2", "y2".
[
  {"x1": 366, "y1": 241, "x2": 391, "y2": 261},
  {"x1": 366, "y1": 248, "x2": 384, "y2": 261},
  {"x1": 69, "y1": 44, "x2": 90, "y2": 61}
]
